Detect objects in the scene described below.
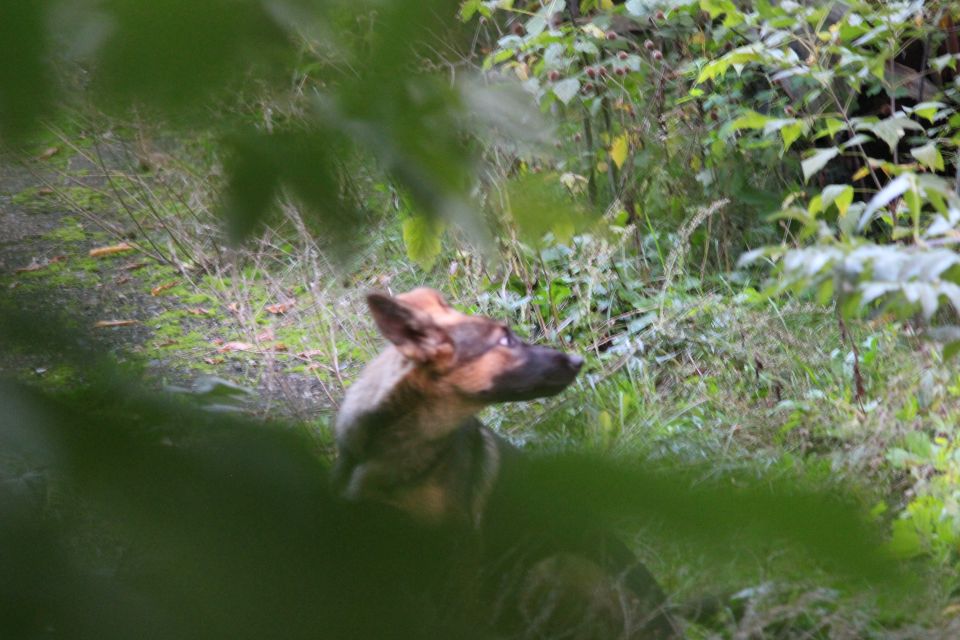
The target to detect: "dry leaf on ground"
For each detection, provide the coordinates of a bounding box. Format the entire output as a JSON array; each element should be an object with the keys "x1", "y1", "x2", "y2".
[
  {"x1": 37, "y1": 147, "x2": 59, "y2": 160},
  {"x1": 15, "y1": 255, "x2": 66, "y2": 274},
  {"x1": 217, "y1": 341, "x2": 254, "y2": 353},
  {"x1": 90, "y1": 243, "x2": 134, "y2": 258},
  {"x1": 266, "y1": 301, "x2": 295, "y2": 314},
  {"x1": 151, "y1": 280, "x2": 181, "y2": 296},
  {"x1": 94, "y1": 319, "x2": 138, "y2": 328}
]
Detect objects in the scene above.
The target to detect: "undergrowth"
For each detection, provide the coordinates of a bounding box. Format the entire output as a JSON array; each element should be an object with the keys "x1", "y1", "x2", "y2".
[{"x1": 6, "y1": 107, "x2": 958, "y2": 637}]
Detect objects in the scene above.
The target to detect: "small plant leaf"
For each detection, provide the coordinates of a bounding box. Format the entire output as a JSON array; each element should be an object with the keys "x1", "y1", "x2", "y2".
[
  {"x1": 402, "y1": 215, "x2": 444, "y2": 271},
  {"x1": 552, "y1": 78, "x2": 581, "y2": 105},
  {"x1": 858, "y1": 175, "x2": 911, "y2": 230},
  {"x1": 801, "y1": 147, "x2": 839, "y2": 182},
  {"x1": 610, "y1": 134, "x2": 628, "y2": 170},
  {"x1": 821, "y1": 184, "x2": 854, "y2": 215},
  {"x1": 910, "y1": 143, "x2": 944, "y2": 172}
]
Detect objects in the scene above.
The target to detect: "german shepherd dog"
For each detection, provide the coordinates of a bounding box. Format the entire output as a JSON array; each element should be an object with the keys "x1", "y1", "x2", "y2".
[
  {"x1": 334, "y1": 288, "x2": 679, "y2": 639},
  {"x1": 334, "y1": 287, "x2": 583, "y2": 525}
]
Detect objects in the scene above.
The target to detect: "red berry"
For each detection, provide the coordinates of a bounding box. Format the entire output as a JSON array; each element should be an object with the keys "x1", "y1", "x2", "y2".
[
  {"x1": 644, "y1": 39, "x2": 655, "y2": 50},
  {"x1": 511, "y1": 23, "x2": 526, "y2": 37},
  {"x1": 573, "y1": 132, "x2": 582, "y2": 142},
  {"x1": 655, "y1": 10, "x2": 665, "y2": 21},
  {"x1": 785, "y1": 105, "x2": 796, "y2": 116},
  {"x1": 585, "y1": 66, "x2": 597, "y2": 79},
  {"x1": 547, "y1": 70, "x2": 561, "y2": 81},
  {"x1": 614, "y1": 67, "x2": 627, "y2": 76},
  {"x1": 652, "y1": 50, "x2": 663, "y2": 61},
  {"x1": 582, "y1": 82, "x2": 594, "y2": 93},
  {"x1": 606, "y1": 31, "x2": 617, "y2": 41},
  {"x1": 618, "y1": 51, "x2": 629, "y2": 61},
  {"x1": 598, "y1": 66, "x2": 609, "y2": 78}
]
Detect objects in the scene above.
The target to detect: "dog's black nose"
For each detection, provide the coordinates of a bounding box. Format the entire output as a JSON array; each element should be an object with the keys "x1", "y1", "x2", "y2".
[{"x1": 566, "y1": 353, "x2": 584, "y2": 371}]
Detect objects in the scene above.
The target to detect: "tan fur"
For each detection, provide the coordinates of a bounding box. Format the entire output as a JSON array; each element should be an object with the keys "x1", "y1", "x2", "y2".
[{"x1": 335, "y1": 287, "x2": 579, "y2": 526}]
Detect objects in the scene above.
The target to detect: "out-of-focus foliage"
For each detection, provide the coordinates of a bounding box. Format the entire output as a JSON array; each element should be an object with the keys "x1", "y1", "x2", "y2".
[
  {"x1": 0, "y1": 0, "x2": 950, "y2": 637},
  {"x1": 6, "y1": 0, "x2": 538, "y2": 248},
  {"x1": 0, "y1": 310, "x2": 904, "y2": 639}
]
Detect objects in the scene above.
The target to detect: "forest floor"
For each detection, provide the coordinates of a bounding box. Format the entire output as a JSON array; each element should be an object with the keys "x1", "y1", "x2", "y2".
[{"x1": 0, "y1": 138, "x2": 339, "y2": 427}]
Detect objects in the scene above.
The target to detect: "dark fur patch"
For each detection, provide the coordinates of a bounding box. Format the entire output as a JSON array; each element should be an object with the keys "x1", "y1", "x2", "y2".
[{"x1": 447, "y1": 321, "x2": 501, "y2": 363}]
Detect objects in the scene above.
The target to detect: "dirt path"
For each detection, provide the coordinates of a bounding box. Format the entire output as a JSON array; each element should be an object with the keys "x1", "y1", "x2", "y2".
[{"x1": 0, "y1": 144, "x2": 336, "y2": 427}]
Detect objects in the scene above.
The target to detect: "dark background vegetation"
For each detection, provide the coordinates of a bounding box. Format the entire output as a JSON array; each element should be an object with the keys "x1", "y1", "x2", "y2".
[{"x1": 2, "y1": 0, "x2": 960, "y2": 637}]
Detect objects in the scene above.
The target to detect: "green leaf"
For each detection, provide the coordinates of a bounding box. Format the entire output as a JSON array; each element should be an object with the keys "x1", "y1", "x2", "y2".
[
  {"x1": 821, "y1": 184, "x2": 854, "y2": 215},
  {"x1": 610, "y1": 134, "x2": 628, "y2": 170},
  {"x1": 801, "y1": 147, "x2": 839, "y2": 183},
  {"x1": 858, "y1": 174, "x2": 911, "y2": 230},
  {"x1": 865, "y1": 116, "x2": 924, "y2": 153},
  {"x1": 0, "y1": 1, "x2": 53, "y2": 143},
  {"x1": 780, "y1": 121, "x2": 805, "y2": 152},
  {"x1": 944, "y1": 341, "x2": 960, "y2": 361},
  {"x1": 699, "y1": 0, "x2": 743, "y2": 25},
  {"x1": 728, "y1": 110, "x2": 770, "y2": 132},
  {"x1": 402, "y1": 215, "x2": 445, "y2": 270},
  {"x1": 911, "y1": 102, "x2": 943, "y2": 123},
  {"x1": 910, "y1": 143, "x2": 944, "y2": 172},
  {"x1": 552, "y1": 78, "x2": 581, "y2": 105},
  {"x1": 459, "y1": 0, "x2": 482, "y2": 21},
  {"x1": 696, "y1": 58, "x2": 731, "y2": 84}
]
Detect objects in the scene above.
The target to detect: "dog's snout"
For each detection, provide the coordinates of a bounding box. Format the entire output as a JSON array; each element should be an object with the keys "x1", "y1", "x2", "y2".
[{"x1": 566, "y1": 353, "x2": 584, "y2": 371}]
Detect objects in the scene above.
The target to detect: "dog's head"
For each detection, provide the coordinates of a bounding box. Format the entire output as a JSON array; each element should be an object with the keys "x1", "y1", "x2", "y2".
[{"x1": 367, "y1": 288, "x2": 582, "y2": 403}]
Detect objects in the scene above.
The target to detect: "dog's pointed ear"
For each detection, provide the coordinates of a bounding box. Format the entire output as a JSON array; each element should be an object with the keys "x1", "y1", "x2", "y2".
[{"x1": 366, "y1": 293, "x2": 453, "y2": 366}]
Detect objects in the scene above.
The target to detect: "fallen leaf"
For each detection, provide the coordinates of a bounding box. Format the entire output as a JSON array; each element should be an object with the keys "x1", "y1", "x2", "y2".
[
  {"x1": 297, "y1": 349, "x2": 325, "y2": 359},
  {"x1": 305, "y1": 363, "x2": 322, "y2": 371},
  {"x1": 218, "y1": 341, "x2": 254, "y2": 353},
  {"x1": 211, "y1": 338, "x2": 224, "y2": 346},
  {"x1": 187, "y1": 307, "x2": 210, "y2": 316},
  {"x1": 273, "y1": 343, "x2": 288, "y2": 352},
  {"x1": 36, "y1": 186, "x2": 54, "y2": 195},
  {"x1": 94, "y1": 319, "x2": 138, "y2": 328},
  {"x1": 266, "y1": 300, "x2": 295, "y2": 314},
  {"x1": 155, "y1": 339, "x2": 178, "y2": 347},
  {"x1": 90, "y1": 243, "x2": 134, "y2": 258},
  {"x1": 121, "y1": 261, "x2": 148, "y2": 271},
  {"x1": 115, "y1": 275, "x2": 131, "y2": 285},
  {"x1": 15, "y1": 262, "x2": 45, "y2": 274},
  {"x1": 15, "y1": 255, "x2": 65, "y2": 274},
  {"x1": 37, "y1": 147, "x2": 59, "y2": 160},
  {"x1": 227, "y1": 302, "x2": 240, "y2": 315},
  {"x1": 203, "y1": 357, "x2": 225, "y2": 365},
  {"x1": 150, "y1": 280, "x2": 180, "y2": 296},
  {"x1": 256, "y1": 328, "x2": 275, "y2": 342}
]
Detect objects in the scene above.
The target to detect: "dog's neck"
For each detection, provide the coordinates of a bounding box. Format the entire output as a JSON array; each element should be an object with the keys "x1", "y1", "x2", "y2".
[
  {"x1": 336, "y1": 347, "x2": 479, "y2": 449},
  {"x1": 333, "y1": 345, "x2": 502, "y2": 525},
  {"x1": 334, "y1": 347, "x2": 482, "y2": 498}
]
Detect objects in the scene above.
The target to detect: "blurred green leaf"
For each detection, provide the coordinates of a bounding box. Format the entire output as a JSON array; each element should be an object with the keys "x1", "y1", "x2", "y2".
[
  {"x1": 910, "y1": 142, "x2": 944, "y2": 172},
  {"x1": 0, "y1": 1, "x2": 53, "y2": 144},
  {"x1": 95, "y1": 1, "x2": 291, "y2": 114},
  {"x1": 402, "y1": 215, "x2": 445, "y2": 271},
  {"x1": 801, "y1": 147, "x2": 839, "y2": 183}
]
